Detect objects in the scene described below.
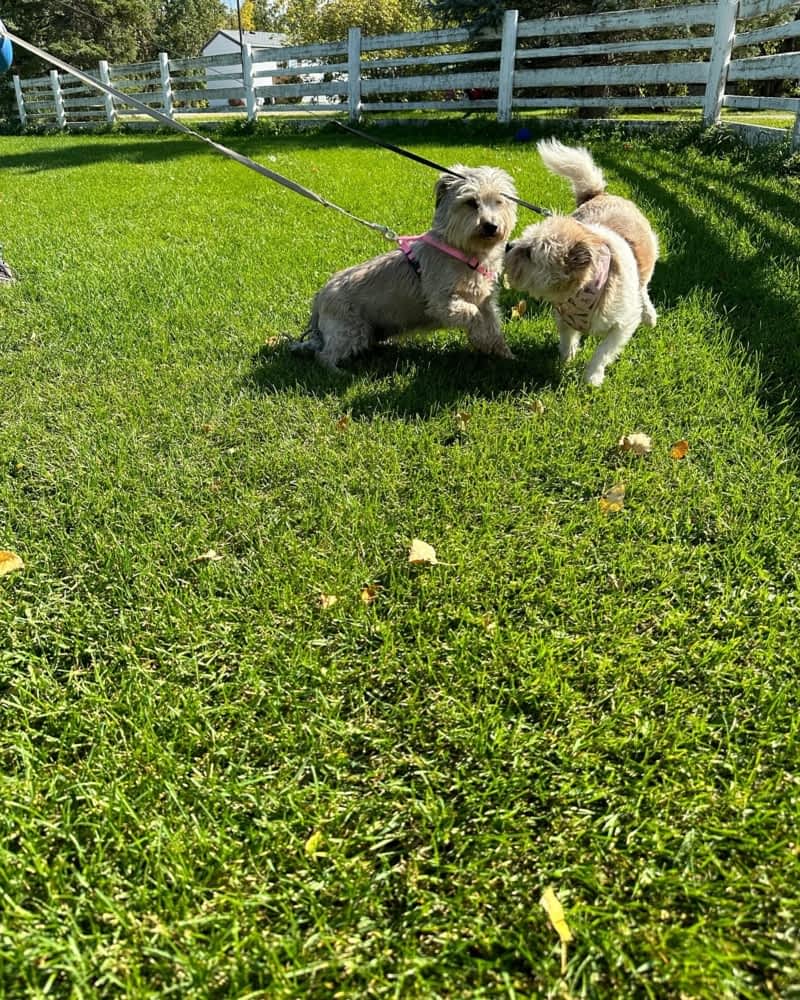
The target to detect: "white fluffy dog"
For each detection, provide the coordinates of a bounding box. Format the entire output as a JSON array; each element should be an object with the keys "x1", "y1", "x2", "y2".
[
  {"x1": 292, "y1": 166, "x2": 518, "y2": 370},
  {"x1": 505, "y1": 139, "x2": 659, "y2": 386}
]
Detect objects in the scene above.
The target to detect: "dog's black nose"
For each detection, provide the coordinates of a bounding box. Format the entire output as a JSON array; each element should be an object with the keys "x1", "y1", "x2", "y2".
[{"x1": 481, "y1": 222, "x2": 498, "y2": 237}]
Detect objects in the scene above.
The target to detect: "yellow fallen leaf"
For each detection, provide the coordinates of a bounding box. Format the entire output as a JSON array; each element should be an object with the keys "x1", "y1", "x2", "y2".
[
  {"x1": 482, "y1": 613, "x2": 497, "y2": 634},
  {"x1": 361, "y1": 584, "x2": 381, "y2": 605},
  {"x1": 319, "y1": 593, "x2": 338, "y2": 609},
  {"x1": 408, "y1": 539, "x2": 438, "y2": 565},
  {"x1": 454, "y1": 410, "x2": 471, "y2": 433},
  {"x1": 670, "y1": 439, "x2": 690, "y2": 460},
  {"x1": 599, "y1": 483, "x2": 625, "y2": 513},
  {"x1": 336, "y1": 414, "x2": 350, "y2": 431},
  {"x1": 617, "y1": 432, "x2": 652, "y2": 456},
  {"x1": 192, "y1": 548, "x2": 224, "y2": 563},
  {"x1": 526, "y1": 398, "x2": 545, "y2": 415},
  {"x1": 541, "y1": 885, "x2": 573, "y2": 975},
  {"x1": 0, "y1": 550, "x2": 24, "y2": 577},
  {"x1": 304, "y1": 830, "x2": 324, "y2": 857},
  {"x1": 511, "y1": 299, "x2": 528, "y2": 320}
]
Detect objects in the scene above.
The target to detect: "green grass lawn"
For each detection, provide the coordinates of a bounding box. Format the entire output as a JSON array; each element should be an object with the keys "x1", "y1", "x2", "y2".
[{"x1": 1, "y1": 122, "x2": 799, "y2": 999}]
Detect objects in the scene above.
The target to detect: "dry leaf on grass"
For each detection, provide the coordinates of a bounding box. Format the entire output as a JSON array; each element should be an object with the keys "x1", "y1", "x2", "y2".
[
  {"x1": 599, "y1": 483, "x2": 625, "y2": 514},
  {"x1": 454, "y1": 410, "x2": 471, "y2": 433},
  {"x1": 304, "y1": 830, "x2": 324, "y2": 857},
  {"x1": 361, "y1": 584, "x2": 381, "y2": 605},
  {"x1": 670, "y1": 439, "x2": 690, "y2": 460},
  {"x1": 408, "y1": 539, "x2": 438, "y2": 565},
  {"x1": 540, "y1": 885, "x2": 574, "y2": 974},
  {"x1": 526, "y1": 399, "x2": 545, "y2": 416},
  {"x1": 319, "y1": 593, "x2": 338, "y2": 610},
  {"x1": 0, "y1": 550, "x2": 24, "y2": 577},
  {"x1": 617, "y1": 432, "x2": 652, "y2": 456},
  {"x1": 482, "y1": 614, "x2": 497, "y2": 634},
  {"x1": 335, "y1": 414, "x2": 350, "y2": 431},
  {"x1": 511, "y1": 299, "x2": 528, "y2": 320},
  {"x1": 192, "y1": 549, "x2": 224, "y2": 563}
]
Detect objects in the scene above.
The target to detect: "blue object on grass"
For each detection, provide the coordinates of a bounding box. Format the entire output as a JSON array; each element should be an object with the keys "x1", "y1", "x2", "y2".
[
  {"x1": 514, "y1": 126, "x2": 533, "y2": 143},
  {"x1": 0, "y1": 21, "x2": 13, "y2": 74}
]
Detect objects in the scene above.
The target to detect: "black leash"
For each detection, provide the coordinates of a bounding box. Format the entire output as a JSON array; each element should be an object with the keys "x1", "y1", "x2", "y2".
[{"x1": 331, "y1": 120, "x2": 551, "y2": 217}]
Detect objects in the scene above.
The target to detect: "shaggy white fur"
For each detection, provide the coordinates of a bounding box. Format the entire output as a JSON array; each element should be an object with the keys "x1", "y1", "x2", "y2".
[
  {"x1": 505, "y1": 139, "x2": 659, "y2": 386},
  {"x1": 292, "y1": 166, "x2": 518, "y2": 371}
]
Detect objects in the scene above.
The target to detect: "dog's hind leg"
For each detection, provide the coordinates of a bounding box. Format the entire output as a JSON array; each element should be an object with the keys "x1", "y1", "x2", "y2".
[
  {"x1": 583, "y1": 322, "x2": 636, "y2": 386},
  {"x1": 314, "y1": 315, "x2": 373, "y2": 372},
  {"x1": 641, "y1": 287, "x2": 657, "y2": 328}
]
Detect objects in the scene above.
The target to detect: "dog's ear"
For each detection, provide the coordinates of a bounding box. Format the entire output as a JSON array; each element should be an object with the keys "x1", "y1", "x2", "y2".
[
  {"x1": 435, "y1": 170, "x2": 461, "y2": 206},
  {"x1": 566, "y1": 241, "x2": 593, "y2": 273}
]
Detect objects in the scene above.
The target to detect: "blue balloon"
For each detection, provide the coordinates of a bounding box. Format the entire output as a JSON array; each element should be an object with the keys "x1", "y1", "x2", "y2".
[{"x1": 0, "y1": 21, "x2": 12, "y2": 74}]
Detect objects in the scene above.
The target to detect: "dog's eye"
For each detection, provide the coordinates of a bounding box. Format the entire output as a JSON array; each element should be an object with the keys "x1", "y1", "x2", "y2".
[{"x1": 465, "y1": 197, "x2": 479, "y2": 209}]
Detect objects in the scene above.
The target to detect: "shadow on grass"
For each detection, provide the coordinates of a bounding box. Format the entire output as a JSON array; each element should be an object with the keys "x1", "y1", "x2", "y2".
[
  {"x1": 601, "y1": 146, "x2": 800, "y2": 422},
  {"x1": 0, "y1": 135, "x2": 207, "y2": 173},
  {"x1": 0, "y1": 118, "x2": 538, "y2": 175},
  {"x1": 246, "y1": 338, "x2": 558, "y2": 420}
]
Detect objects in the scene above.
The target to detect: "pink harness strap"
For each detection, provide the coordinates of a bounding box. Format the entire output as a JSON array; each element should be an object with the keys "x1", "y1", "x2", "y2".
[
  {"x1": 396, "y1": 232, "x2": 497, "y2": 281},
  {"x1": 554, "y1": 245, "x2": 611, "y2": 333}
]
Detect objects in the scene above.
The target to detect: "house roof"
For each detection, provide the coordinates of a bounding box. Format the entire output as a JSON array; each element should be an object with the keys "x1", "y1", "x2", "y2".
[{"x1": 202, "y1": 29, "x2": 286, "y2": 51}]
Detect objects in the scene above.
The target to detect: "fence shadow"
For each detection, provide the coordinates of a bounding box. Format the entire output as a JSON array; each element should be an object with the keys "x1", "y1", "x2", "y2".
[
  {"x1": 601, "y1": 146, "x2": 800, "y2": 421},
  {"x1": 0, "y1": 135, "x2": 205, "y2": 173}
]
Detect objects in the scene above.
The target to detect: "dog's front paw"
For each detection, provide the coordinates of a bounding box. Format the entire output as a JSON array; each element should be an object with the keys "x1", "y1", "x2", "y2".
[
  {"x1": 559, "y1": 330, "x2": 581, "y2": 363},
  {"x1": 584, "y1": 367, "x2": 606, "y2": 387},
  {"x1": 494, "y1": 342, "x2": 516, "y2": 360}
]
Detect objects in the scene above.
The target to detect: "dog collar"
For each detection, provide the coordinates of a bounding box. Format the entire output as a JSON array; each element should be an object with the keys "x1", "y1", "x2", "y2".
[
  {"x1": 396, "y1": 232, "x2": 497, "y2": 281},
  {"x1": 554, "y1": 244, "x2": 611, "y2": 333}
]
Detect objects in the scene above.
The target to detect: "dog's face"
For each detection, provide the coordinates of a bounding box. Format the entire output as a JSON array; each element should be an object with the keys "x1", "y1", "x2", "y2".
[
  {"x1": 505, "y1": 216, "x2": 602, "y2": 303},
  {"x1": 433, "y1": 166, "x2": 518, "y2": 254}
]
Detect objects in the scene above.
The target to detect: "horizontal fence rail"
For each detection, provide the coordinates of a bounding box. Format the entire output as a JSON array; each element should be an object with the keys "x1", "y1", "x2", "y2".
[{"x1": 9, "y1": 0, "x2": 800, "y2": 147}]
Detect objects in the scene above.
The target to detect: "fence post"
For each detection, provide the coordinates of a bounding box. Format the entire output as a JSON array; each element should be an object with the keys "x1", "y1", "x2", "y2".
[
  {"x1": 792, "y1": 110, "x2": 800, "y2": 152},
  {"x1": 702, "y1": 0, "x2": 739, "y2": 127},
  {"x1": 242, "y1": 43, "x2": 257, "y2": 121},
  {"x1": 348, "y1": 27, "x2": 362, "y2": 122},
  {"x1": 497, "y1": 9, "x2": 519, "y2": 124},
  {"x1": 159, "y1": 52, "x2": 174, "y2": 118},
  {"x1": 98, "y1": 60, "x2": 117, "y2": 125},
  {"x1": 12, "y1": 74, "x2": 27, "y2": 128},
  {"x1": 50, "y1": 70, "x2": 66, "y2": 128}
]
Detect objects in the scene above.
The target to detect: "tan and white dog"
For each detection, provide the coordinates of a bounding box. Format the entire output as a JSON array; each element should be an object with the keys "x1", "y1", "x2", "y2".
[
  {"x1": 292, "y1": 166, "x2": 518, "y2": 371},
  {"x1": 505, "y1": 139, "x2": 659, "y2": 386}
]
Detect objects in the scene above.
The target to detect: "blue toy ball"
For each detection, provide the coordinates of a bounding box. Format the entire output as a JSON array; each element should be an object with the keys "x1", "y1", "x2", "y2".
[
  {"x1": 514, "y1": 126, "x2": 533, "y2": 144},
  {"x1": 0, "y1": 22, "x2": 13, "y2": 74}
]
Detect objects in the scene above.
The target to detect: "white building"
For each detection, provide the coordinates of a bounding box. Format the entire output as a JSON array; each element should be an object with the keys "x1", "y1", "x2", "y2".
[{"x1": 201, "y1": 30, "x2": 286, "y2": 109}]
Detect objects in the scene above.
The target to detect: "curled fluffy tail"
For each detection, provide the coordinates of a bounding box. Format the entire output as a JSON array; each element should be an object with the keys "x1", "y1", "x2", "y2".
[{"x1": 537, "y1": 138, "x2": 606, "y2": 206}]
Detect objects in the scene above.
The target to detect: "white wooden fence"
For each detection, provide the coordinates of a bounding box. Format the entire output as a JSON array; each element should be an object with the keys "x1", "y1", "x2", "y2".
[{"x1": 10, "y1": 0, "x2": 800, "y2": 148}]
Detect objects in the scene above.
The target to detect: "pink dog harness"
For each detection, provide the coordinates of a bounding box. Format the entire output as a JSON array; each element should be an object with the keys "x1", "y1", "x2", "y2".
[
  {"x1": 554, "y1": 244, "x2": 611, "y2": 332},
  {"x1": 397, "y1": 232, "x2": 497, "y2": 281}
]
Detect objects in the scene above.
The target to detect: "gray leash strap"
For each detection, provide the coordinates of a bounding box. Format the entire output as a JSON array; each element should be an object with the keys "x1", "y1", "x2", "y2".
[{"x1": 2, "y1": 29, "x2": 399, "y2": 242}]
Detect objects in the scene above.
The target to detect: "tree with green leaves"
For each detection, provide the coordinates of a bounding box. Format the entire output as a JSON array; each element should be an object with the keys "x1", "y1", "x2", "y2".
[
  {"x1": 6, "y1": 0, "x2": 161, "y2": 75},
  {"x1": 282, "y1": 0, "x2": 433, "y2": 44},
  {"x1": 153, "y1": 0, "x2": 229, "y2": 57},
  {"x1": 425, "y1": 0, "x2": 594, "y2": 34}
]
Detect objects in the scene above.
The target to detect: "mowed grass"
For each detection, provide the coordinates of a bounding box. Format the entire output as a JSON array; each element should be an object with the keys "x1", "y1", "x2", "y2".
[{"x1": 1, "y1": 123, "x2": 799, "y2": 999}]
